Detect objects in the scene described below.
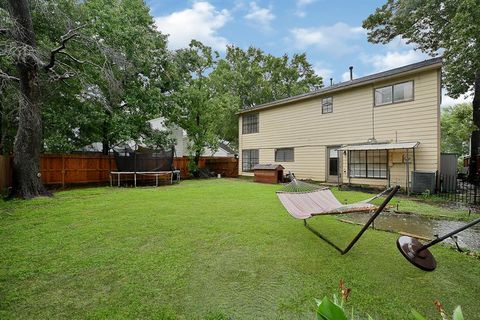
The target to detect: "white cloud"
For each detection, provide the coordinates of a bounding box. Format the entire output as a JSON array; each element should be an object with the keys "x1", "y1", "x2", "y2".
[
  {"x1": 289, "y1": 23, "x2": 365, "y2": 55},
  {"x1": 297, "y1": 0, "x2": 316, "y2": 5},
  {"x1": 361, "y1": 50, "x2": 427, "y2": 72},
  {"x1": 313, "y1": 62, "x2": 333, "y2": 80},
  {"x1": 155, "y1": 2, "x2": 231, "y2": 51},
  {"x1": 441, "y1": 89, "x2": 473, "y2": 108},
  {"x1": 244, "y1": 2, "x2": 275, "y2": 32},
  {"x1": 295, "y1": 0, "x2": 316, "y2": 17},
  {"x1": 341, "y1": 71, "x2": 354, "y2": 82}
]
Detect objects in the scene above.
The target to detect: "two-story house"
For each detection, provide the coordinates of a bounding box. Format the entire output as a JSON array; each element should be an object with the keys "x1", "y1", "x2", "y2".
[{"x1": 237, "y1": 58, "x2": 442, "y2": 189}]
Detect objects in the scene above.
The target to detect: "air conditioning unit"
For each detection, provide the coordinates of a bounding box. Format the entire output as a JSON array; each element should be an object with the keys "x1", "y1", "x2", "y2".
[{"x1": 411, "y1": 171, "x2": 436, "y2": 194}]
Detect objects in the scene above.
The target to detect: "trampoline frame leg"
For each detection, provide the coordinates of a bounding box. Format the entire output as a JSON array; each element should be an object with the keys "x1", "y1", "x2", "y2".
[{"x1": 304, "y1": 185, "x2": 400, "y2": 255}]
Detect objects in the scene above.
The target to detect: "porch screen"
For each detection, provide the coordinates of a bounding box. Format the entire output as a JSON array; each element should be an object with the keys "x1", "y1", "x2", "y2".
[{"x1": 349, "y1": 150, "x2": 387, "y2": 179}]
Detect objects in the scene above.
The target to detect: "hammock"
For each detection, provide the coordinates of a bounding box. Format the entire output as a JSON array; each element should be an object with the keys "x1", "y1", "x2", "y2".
[
  {"x1": 277, "y1": 185, "x2": 391, "y2": 219},
  {"x1": 276, "y1": 173, "x2": 399, "y2": 254}
]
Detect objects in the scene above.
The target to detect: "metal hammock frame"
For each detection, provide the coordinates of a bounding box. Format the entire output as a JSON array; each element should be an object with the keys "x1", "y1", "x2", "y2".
[{"x1": 277, "y1": 174, "x2": 400, "y2": 254}]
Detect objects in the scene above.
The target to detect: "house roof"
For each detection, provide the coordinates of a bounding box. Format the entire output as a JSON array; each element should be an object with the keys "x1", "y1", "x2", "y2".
[
  {"x1": 237, "y1": 57, "x2": 442, "y2": 115},
  {"x1": 338, "y1": 141, "x2": 420, "y2": 151}
]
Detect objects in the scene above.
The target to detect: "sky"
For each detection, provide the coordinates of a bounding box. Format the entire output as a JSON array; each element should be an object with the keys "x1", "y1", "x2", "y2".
[{"x1": 147, "y1": 0, "x2": 472, "y2": 107}]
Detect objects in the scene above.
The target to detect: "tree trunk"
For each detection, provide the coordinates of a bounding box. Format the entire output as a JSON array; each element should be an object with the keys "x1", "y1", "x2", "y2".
[
  {"x1": 194, "y1": 113, "x2": 201, "y2": 171},
  {"x1": 8, "y1": 0, "x2": 49, "y2": 198},
  {"x1": 469, "y1": 71, "x2": 480, "y2": 184},
  {"x1": 101, "y1": 119, "x2": 109, "y2": 155}
]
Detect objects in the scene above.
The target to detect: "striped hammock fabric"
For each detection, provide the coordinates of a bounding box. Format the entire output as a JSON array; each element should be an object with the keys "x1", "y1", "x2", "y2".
[{"x1": 277, "y1": 188, "x2": 377, "y2": 219}]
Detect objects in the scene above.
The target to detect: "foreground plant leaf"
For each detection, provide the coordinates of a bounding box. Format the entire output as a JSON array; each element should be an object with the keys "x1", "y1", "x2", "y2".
[
  {"x1": 316, "y1": 296, "x2": 348, "y2": 320},
  {"x1": 453, "y1": 306, "x2": 464, "y2": 320},
  {"x1": 411, "y1": 309, "x2": 428, "y2": 320}
]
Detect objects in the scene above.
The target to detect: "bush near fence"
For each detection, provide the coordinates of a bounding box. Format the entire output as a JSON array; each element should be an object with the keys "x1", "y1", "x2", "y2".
[{"x1": 0, "y1": 154, "x2": 238, "y2": 189}]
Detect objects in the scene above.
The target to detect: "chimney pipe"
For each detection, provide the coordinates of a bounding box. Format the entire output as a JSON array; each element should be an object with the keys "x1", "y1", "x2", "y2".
[
  {"x1": 349, "y1": 66, "x2": 353, "y2": 81},
  {"x1": 330, "y1": 78, "x2": 333, "y2": 86}
]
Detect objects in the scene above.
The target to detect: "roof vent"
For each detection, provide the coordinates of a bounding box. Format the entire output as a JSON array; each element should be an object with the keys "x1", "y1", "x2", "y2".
[
  {"x1": 330, "y1": 78, "x2": 333, "y2": 86},
  {"x1": 349, "y1": 66, "x2": 353, "y2": 80}
]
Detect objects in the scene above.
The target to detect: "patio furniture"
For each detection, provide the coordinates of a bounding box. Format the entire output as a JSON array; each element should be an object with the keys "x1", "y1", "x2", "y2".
[
  {"x1": 397, "y1": 217, "x2": 480, "y2": 271},
  {"x1": 277, "y1": 173, "x2": 399, "y2": 254}
]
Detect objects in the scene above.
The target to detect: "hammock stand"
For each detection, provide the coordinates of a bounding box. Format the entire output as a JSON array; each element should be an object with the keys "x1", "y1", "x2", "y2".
[{"x1": 277, "y1": 175, "x2": 400, "y2": 254}]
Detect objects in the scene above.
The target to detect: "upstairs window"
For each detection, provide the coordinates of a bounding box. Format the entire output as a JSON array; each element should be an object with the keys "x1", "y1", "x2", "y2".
[
  {"x1": 375, "y1": 81, "x2": 413, "y2": 106},
  {"x1": 322, "y1": 97, "x2": 333, "y2": 114},
  {"x1": 275, "y1": 148, "x2": 294, "y2": 162},
  {"x1": 242, "y1": 149, "x2": 259, "y2": 172},
  {"x1": 393, "y1": 81, "x2": 414, "y2": 102},
  {"x1": 242, "y1": 113, "x2": 259, "y2": 134}
]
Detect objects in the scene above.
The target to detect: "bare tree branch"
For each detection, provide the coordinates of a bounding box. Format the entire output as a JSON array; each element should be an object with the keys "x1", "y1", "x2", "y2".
[
  {"x1": 43, "y1": 25, "x2": 85, "y2": 71},
  {"x1": 58, "y1": 51, "x2": 84, "y2": 64},
  {"x1": 47, "y1": 70, "x2": 76, "y2": 83},
  {"x1": 0, "y1": 28, "x2": 10, "y2": 37},
  {"x1": 0, "y1": 70, "x2": 19, "y2": 82}
]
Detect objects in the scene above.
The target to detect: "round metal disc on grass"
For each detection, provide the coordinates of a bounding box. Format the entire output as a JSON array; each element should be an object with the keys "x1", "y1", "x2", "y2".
[{"x1": 397, "y1": 236, "x2": 437, "y2": 271}]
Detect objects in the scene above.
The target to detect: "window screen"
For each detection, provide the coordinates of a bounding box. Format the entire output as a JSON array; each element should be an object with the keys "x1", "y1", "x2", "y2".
[
  {"x1": 275, "y1": 148, "x2": 294, "y2": 162},
  {"x1": 242, "y1": 113, "x2": 259, "y2": 134},
  {"x1": 375, "y1": 81, "x2": 414, "y2": 106},
  {"x1": 242, "y1": 149, "x2": 259, "y2": 171},
  {"x1": 375, "y1": 86, "x2": 392, "y2": 106},
  {"x1": 322, "y1": 97, "x2": 333, "y2": 113},
  {"x1": 393, "y1": 81, "x2": 413, "y2": 102},
  {"x1": 349, "y1": 150, "x2": 387, "y2": 179}
]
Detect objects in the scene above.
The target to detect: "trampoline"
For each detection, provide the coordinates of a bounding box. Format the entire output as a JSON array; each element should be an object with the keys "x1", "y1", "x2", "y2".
[{"x1": 110, "y1": 147, "x2": 180, "y2": 187}]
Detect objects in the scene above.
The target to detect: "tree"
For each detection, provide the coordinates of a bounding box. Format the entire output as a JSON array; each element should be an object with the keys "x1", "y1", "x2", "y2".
[
  {"x1": 1, "y1": 0, "x2": 87, "y2": 198},
  {"x1": 74, "y1": 0, "x2": 171, "y2": 154},
  {"x1": 210, "y1": 46, "x2": 322, "y2": 146},
  {"x1": 362, "y1": 0, "x2": 480, "y2": 181},
  {"x1": 169, "y1": 40, "x2": 232, "y2": 174},
  {"x1": 441, "y1": 103, "x2": 474, "y2": 156}
]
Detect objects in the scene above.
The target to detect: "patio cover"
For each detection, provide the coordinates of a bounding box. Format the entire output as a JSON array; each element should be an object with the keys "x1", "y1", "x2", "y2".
[{"x1": 338, "y1": 142, "x2": 419, "y2": 151}]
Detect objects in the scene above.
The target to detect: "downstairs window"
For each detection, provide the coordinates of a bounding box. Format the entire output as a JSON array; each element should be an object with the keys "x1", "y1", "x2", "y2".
[
  {"x1": 349, "y1": 150, "x2": 387, "y2": 179},
  {"x1": 242, "y1": 149, "x2": 259, "y2": 172}
]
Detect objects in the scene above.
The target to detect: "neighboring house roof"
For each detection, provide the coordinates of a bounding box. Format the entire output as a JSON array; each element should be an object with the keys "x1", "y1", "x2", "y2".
[
  {"x1": 237, "y1": 57, "x2": 442, "y2": 115},
  {"x1": 219, "y1": 142, "x2": 236, "y2": 154}
]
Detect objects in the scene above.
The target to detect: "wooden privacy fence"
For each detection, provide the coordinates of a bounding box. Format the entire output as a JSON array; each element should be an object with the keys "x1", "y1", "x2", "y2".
[
  {"x1": 0, "y1": 154, "x2": 238, "y2": 189},
  {"x1": 0, "y1": 155, "x2": 12, "y2": 190}
]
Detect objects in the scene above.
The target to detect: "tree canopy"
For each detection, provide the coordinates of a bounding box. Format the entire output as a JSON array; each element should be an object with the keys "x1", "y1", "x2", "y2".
[
  {"x1": 0, "y1": 0, "x2": 322, "y2": 197},
  {"x1": 441, "y1": 103, "x2": 474, "y2": 156},
  {"x1": 210, "y1": 45, "x2": 322, "y2": 146},
  {"x1": 363, "y1": 0, "x2": 480, "y2": 98},
  {"x1": 363, "y1": 0, "x2": 480, "y2": 181}
]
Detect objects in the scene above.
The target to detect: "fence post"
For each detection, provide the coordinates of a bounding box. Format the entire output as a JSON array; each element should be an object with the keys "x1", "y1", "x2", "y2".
[
  {"x1": 473, "y1": 184, "x2": 478, "y2": 205},
  {"x1": 62, "y1": 154, "x2": 65, "y2": 188}
]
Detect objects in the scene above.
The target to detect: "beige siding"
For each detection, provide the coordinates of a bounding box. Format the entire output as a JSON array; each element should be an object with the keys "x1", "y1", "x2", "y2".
[{"x1": 238, "y1": 68, "x2": 441, "y2": 188}]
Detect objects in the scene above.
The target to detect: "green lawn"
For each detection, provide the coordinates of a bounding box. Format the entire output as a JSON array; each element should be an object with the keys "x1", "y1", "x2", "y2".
[{"x1": 1, "y1": 179, "x2": 479, "y2": 319}]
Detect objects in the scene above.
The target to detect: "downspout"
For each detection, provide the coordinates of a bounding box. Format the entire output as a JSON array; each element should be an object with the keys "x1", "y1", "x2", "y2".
[{"x1": 406, "y1": 148, "x2": 410, "y2": 196}]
